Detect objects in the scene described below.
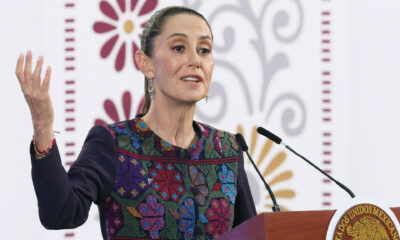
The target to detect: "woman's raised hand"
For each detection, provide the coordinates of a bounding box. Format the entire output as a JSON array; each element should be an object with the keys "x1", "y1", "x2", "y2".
[{"x1": 15, "y1": 51, "x2": 55, "y2": 151}]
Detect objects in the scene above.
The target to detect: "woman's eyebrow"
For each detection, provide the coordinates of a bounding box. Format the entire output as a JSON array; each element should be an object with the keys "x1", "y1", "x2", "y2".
[
  {"x1": 168, "y1": 33, "x2": 187, "y2": 39},
  {"x1": 199, "y1": 35, "x2": 212, "y2": 41},
  {"x1": 167, "y1": 33, "x2": 212, "y2": 41}
]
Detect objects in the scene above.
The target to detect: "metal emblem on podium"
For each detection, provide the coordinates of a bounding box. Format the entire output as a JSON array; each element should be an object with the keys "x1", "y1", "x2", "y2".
[{"x1": 326, "y1": 198, "x2": 400, "y2": 240}]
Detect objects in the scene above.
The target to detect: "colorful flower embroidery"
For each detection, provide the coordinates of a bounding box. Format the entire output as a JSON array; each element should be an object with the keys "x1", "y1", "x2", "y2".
[
  {"x1": 103, "y1": 196, "x2": 123, "y2": 236},
  {"x1": 130, "y1": 119, "x2": 153, "y2": 136},
  {"x1": 161, "y1": 140, "x2": 175, "y2": 152},
  {"x1": 188, "y1": 138, "x2": 204, "y2": 159},
  {"x1": 138, "y1": 195, "x2": 165, "y2": 239},
  {"x1": 155, "y1": 138, "x2": 176, "y2": 157},
  {"x1": 205, "y1": 198, "x2": 231, "y2": 238},
  {"x1": 93, "y1": 0, "x2": 158, "y2": 71},
  {"x1": 113, "y1": 124, "x2": 141, "y2": 149},
  {"x1": 102, "y1": 118, "x2": 241, "y2": 238},
  {"x1": 115, "y1": 153, "x2": 149, "y2": 199},
  {"x1": 178, "y1": 198, "x2": 196, "y2": 240},
  {"x1": 218, "y1": 165, "x2": 237, "y2": 204},
  {"x1": 149, "y1": 162, "x2": 185, "y2": 202},
  {"x1": 197, "y1": 122, "x2": 210, "y2": 137},
  {"x1": 141, "y1": 136, "x2": 163, "y2": 157},
  {"x1": 188, "y1": 165, "x2": 209, "y2": 205}
]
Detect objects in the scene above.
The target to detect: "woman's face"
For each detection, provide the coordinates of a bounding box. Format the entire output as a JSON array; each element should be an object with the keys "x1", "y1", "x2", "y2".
[{"x1": 150, "y1": 14, "x2": 214, "y2": 105}]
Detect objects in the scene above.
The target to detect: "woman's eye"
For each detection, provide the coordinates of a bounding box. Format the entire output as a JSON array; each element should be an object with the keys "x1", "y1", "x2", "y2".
[
  {"x1": 173, "y1": 45, "x2": 185, "y2": 52},
  {"x1": 199, "y1": 48, "x2": 211, "y2": 55}
]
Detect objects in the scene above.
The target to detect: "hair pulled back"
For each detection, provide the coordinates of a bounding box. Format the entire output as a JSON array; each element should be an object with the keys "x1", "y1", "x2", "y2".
[{"x1": 140, "y1": 6, "x2": 213, "y2": 114}]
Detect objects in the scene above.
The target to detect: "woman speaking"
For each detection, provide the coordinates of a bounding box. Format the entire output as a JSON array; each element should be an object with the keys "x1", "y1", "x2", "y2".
[{"x1": 15, "y1": 6, "x2": 256, "y2": 240}]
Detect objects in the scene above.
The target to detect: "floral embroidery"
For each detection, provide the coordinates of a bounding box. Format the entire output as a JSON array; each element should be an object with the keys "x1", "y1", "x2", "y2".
[
  {"x1": 229, "y1": 134, "x2": 239, "y2": 150},
  {"x1": 218, "y1": 164, "x2": 237, "y2": 204},
  {"x1": 178, "y1": 198, "x2": 196, "y2": 240},
  {"x1": 115, "y1": 153, "x2": 149, "y2": 199},
  {"x1": 137, "y1": 121, "x2": 148, "y2": 131},
  {"x1": 142, "y1": 136, "x2": 162, "y2": 156},
  {"x1": 101, "y1": 118, "x2": 241, "y2": 238},
  {"x1": 103, "y1": 196, "x2": 123, "y2": 236},
  {"x1": 188, "y1": 165, "x2": 209, "y2": 205},
  {"x1": 138, "y1": 195, "x2": 165, "y2": 239},
  {"x1": 188, "y1": 138, "x2": 204, "y2": 159},
  {"x1": 213, "y1": 131, "x2": 223, "y2": 154},
  {"x1": 127, "y1": 206, "x2": 143, "y2": 218},
  {"x1": 197, "y1": 122, "x2": 210, "y2": 137},
  {"x1": 130, "y1": 119, "x2": 153, "y2": 136},
  {"x1": 154, "y1": 138, "x2": 176, "y2": 157},
  {"x1": 113, "y1": 124, "x2": 141, "y2": 149},
  {"x1": 205, "y1": 198, "x2": 231, "y2": 238},
  {"x1": 149, "y1": 162, "x2": 185, "y2": 202},
  {"x1": 161, "y1": 140, "x2": 175, "y2": 152}
]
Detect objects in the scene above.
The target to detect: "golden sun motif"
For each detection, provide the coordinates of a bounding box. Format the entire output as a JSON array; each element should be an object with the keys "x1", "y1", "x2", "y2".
[{"x1": 237, "y1": 125, "x2": 296, "y2": 212}]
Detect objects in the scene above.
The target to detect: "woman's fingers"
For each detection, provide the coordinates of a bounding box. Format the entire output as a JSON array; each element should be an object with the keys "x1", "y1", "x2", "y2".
[
  {"x1": 15, "y1": 51, "x2": 55, "y2": 131},
  {"x1": 32, "y1": 56, "x2": 43, "y2": 90},
  {"x1": 24, "y1": 51, "x2": 33, "y2": 85},
  {"x1": 15, "y1": 54, "x2": 25, "y2": 85},
  {"x1": 17, "y1": 51, "x2": 52, "y2": 95},
  {"x1": 42, "y1": 66, "x2": 52, "y2": 92}
]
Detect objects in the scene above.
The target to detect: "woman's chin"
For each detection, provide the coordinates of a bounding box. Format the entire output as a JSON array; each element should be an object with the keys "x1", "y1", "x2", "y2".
[
  {"x1": 178, "y1": 92, "x2": 207, "y2": 103},
  {"x1": 177, "y1": 96, "x2": 206, "y2": 105}
]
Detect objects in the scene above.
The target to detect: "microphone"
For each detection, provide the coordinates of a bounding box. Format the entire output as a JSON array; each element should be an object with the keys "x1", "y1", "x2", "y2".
[
  {"x1": 235, "y1": 133, "x2": 281, "y2": 212},
  {"x1": 256, "y1": 127, "x2": 356, "y2": 198}
]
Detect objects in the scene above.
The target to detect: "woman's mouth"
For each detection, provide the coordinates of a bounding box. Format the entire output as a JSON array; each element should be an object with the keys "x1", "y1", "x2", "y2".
[
  {"x1": 183, "y1": 76, "x2": 200, "y2": 82},
  {"x1": 181, "y1": 75, "x2": 202, "y2": 83}
]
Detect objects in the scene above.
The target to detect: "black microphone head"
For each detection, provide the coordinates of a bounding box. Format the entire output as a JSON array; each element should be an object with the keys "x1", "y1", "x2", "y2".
[
  {"x1": 235, "y1": 133, "x2": 249, "y2": 151},
  {"x1": 256, "y1": 127, "x2": 282, "y2": 144}
]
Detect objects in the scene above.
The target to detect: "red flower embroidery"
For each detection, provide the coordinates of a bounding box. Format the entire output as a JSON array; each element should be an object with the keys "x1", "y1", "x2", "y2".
[
  {"x1": 149, "y1": 162, "x2": 185, "y2": 202},
  {"x1": 93, "y1": 0, "x2": 158, "y2": 71},
  {"x1": 205, "y1": 198, "x2": 231, "y2": 238}
]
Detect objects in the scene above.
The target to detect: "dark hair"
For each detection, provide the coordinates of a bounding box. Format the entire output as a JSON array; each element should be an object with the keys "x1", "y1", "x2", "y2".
[{"x1": 140, "y1": 6, "x2": 213, "y2": 114}]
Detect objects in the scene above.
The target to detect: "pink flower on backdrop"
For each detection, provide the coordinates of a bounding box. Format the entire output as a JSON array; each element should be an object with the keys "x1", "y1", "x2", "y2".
[
  {"x1": 95, "y1": 91, "x2": 144, "y2": 125},
  {"x1": 93, "y1": 0, "x2": 158, "y2": 72}
]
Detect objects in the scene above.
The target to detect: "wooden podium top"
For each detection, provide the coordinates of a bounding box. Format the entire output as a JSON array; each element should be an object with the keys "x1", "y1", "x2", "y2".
[{"x1": 218, "y1": 208, "x2": 400, "y2": 240}]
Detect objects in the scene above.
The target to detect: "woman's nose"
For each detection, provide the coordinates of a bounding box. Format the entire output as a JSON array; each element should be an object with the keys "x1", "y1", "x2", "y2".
[{"x1": 187, "y1": 49, "x2": 200, "y2": 68}]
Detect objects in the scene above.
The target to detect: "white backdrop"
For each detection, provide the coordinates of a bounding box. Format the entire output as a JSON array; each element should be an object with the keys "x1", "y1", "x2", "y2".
[{"x1": 1, "y1": 0, "x2": 400, "y2": 239}]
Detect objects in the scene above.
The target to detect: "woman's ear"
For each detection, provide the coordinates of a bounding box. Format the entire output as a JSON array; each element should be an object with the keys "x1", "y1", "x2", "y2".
[{"x1": 135, "y1": 50, "x2": 154, "y2": 78}]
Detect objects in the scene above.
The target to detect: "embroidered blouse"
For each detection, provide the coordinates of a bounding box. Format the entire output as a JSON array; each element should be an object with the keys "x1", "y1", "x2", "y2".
[{"x1": 31, "y1": 118, "x2": 256, "y2": 240}]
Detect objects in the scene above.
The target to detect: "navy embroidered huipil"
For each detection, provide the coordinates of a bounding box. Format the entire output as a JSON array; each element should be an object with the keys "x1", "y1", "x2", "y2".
[{"x1": 31, "y1": 118, "x2": 256, "y2": 239}]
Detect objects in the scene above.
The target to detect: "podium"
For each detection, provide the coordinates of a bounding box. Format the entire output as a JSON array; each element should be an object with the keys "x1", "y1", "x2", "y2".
[{"x1": 218, "y1": 207, "x2": 400, "y2": 239}]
